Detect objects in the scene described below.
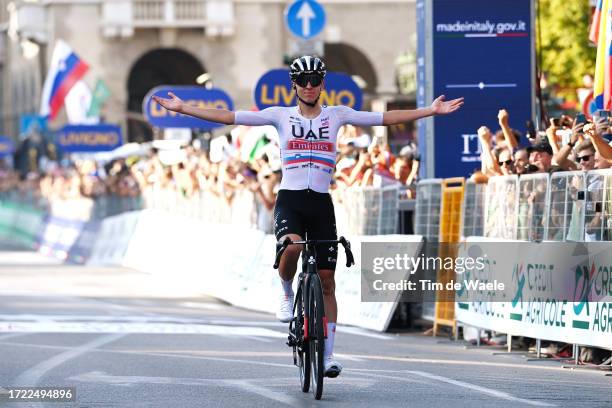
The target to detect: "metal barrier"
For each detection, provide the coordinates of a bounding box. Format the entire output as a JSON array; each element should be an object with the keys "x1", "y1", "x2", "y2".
[
  {"x1": 516, "y1": 173, "x2": 549, "y2": 241},
  {"x1": 142, "y1": 185, "x2": 400, "y2": 236},
  {"x1": 584, "y1": 169, "x2": 612, "y2": 241},
  {"x1": 92, "y1": 195, "x2": 143, "y2": 219},
  {"x1": 484, "y1": 175, "x2": 518, "y2": 239},
  {"x1": 341, "y1": 185, "x2": 400, "y2": 235},
  {"x1": 547, "y1": 171, "x2": 586, "y2": 241},
  {"x1": 414, "y1": 179, "x2": 443, "y2": 321},
  {"x1": 415, "y1": 179, "x2": 443, "y2": 241},
  {"x1": 461, "y1": 180, "x2": 486, "y2": 238}
]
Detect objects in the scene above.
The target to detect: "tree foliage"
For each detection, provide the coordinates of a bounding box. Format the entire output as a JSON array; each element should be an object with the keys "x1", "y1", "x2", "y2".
[{"x1": 537, "y1": 0, "x2": 596, "y2": 89}]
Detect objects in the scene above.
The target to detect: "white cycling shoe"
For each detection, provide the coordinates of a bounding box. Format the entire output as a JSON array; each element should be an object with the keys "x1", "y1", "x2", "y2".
[
  {"x1": 276, "y1": 293, "x2": 294, "y2": 323},
  {"x1": 324, "y1": 355, "x2": 343, "y2": 378}
]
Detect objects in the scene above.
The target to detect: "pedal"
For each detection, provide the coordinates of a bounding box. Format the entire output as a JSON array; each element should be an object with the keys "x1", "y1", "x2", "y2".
[{"x1": 286, "y1": 335, "x2": 297, "y2": 347}]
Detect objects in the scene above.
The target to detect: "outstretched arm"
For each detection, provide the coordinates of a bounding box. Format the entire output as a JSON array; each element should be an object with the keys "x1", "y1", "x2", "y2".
[
  {"x1": 382, "y1": 95, "x2": 464, "y2": 125},
  {"x1": 152, "y1": 92, "x2": 235, "y2": 125}
]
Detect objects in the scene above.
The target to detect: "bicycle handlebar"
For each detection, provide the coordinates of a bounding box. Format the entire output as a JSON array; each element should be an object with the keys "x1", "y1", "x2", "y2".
[{"x1": 273, "y1": 236, "x2": 355, "y2": 269}]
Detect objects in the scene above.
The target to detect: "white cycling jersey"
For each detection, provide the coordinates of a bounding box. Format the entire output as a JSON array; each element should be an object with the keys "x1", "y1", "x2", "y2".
[{"x1": 235, "y1": 105, "x2": 383, "y2": 193}]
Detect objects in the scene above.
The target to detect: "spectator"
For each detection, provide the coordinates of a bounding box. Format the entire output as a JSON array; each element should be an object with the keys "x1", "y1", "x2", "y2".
[
  {"x1": 497, "y1": 149, "x2": 515, "y2": 175},
  {"x1": 514, "y1": 148, "x2": 529, "y2": 175},
  {"x1": 528, "y1": 141, "x2": 553, "y2": 173}
]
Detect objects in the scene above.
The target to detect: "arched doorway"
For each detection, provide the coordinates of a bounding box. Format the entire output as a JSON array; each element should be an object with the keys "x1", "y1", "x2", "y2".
[
  {"x1": 127, "y1": 48, "x2": 205, "y2": 142},
  {"x1": 323, "y1": 43, "x2": 378, "y2": 95}
]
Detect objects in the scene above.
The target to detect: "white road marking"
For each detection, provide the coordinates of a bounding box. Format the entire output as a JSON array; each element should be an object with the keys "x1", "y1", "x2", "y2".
[
  {"x1": 0, "y1": 314, "x2": 217, "y2": 323},
  {"x1": 0, "y1": 315, "x2": 392, "y2": 340},
  {"x1": 0, "y1": 321, "x2": 286, "y2": 338},
  {"x1": 69, "y1": 371, "x2": 375, "y2": 392},
  {"x1": 226, "y1": 380, "x2": 299, "y2": 405},
  {"x1": 0, "y1": 338, "x2": 601, "y2": 376},
  {"x1": 69, "y1": 371, "x2": 300, "y2": 405},
  {"x1": 13, "y1": 334, "x2": 125, "y2": 386},
  {"x1": 409, "y1": 371, "x2": 556, "y2": 407},
  {"x1": 209, "y1": 319, "x2": 286, "y2": 327},
  {"x1": 342, "y1": 354, "x2": 594, "y2": 373},
  {"x1": 352, "y1": 370, "x2": 556, "y2": 407}
]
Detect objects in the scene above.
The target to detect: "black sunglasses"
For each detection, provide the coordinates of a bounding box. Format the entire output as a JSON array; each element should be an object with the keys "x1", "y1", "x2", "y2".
[
  {"x1": 295, "y1": 73, "x2": 323, "y2": 88},
  {"x1": 576, "y1": 155, "x2": 593, "y2": 163},
  {"x1": 498, "y1": 159, "x2": 513, "y2": 166}
]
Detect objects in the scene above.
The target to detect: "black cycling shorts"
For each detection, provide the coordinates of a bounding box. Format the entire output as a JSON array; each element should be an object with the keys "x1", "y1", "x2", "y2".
[{"x1": 274, "y1": 189, "x2": 338, "y2": 271}]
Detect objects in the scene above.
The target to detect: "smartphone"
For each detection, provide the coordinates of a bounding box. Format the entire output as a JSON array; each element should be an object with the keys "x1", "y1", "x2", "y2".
[
  {"x1": 577, "y1": 191, "x2": 585, "y2": 200},
  {"x1": 596, "y1": 110, "x2": 610, "y2": 119},
  {"x1": 595, "y1": 202, "x2": 603, "y2": 212},
  {"x1": 574, "y1": 113, "x2": 587, "y2": 134},
  {"x1": 575, "y1": 113, "x2": 587, "y2": 125}
]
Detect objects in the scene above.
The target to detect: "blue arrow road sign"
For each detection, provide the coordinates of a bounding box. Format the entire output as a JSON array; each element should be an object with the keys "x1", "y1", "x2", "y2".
[{"x1": 285, "y1": 0, "x2": 326, "y2": 39}]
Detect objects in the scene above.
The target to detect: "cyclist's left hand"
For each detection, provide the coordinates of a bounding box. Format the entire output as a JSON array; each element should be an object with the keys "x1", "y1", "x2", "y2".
[{"x1": 431, "y1": 95, "x2": 464, "y2": 115}]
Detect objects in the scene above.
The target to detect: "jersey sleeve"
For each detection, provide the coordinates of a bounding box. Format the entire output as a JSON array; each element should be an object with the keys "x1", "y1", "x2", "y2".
[
  {"x1": 335, "y1": 105, "x2": 383, "y2": 127},
  {"x1": 234, "y1": 107, "x2": 282, "y2": 126}
]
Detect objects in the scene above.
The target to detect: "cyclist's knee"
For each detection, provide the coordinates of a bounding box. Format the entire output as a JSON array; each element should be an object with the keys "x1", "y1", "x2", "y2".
[
  {"x1": 319, "y1": 269, "x2": 335, "y2": 296},
  {"x1": 278, "y1": 234, "x2": 303, "y2": 260},
  {"x1": 284, "y1": 245, "x2": 302, "y2": 260}
]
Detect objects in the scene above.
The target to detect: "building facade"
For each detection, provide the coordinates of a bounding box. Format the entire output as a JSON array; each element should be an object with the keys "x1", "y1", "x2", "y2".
[{"x1": 1, "y1": 0, "x2": 416, "y2": 142}]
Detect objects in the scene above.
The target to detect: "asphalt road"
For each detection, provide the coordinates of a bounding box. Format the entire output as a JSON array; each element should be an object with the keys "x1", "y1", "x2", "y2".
[{"x1": 0, "y1": 243, "x2": 610, "y2": 408}]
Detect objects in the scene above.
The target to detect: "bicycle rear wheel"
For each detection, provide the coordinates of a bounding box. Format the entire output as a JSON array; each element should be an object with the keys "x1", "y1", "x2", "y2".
[
  {"x1": 308, "y1": 273, "x2": 325, "y2": 400},
  {"x1": 296, "y1": 286, "x2": 310, "y2": 392}
]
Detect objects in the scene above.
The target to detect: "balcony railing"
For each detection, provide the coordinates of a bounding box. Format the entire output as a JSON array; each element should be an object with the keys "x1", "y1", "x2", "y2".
[{"x1": 102, "y1": 0, "x2": 234, "y2": 37}]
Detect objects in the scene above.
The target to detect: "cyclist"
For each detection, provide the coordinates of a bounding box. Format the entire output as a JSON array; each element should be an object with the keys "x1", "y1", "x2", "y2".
[{"x1": 153, "y1": 55, "x2": 463, "y2": 378}]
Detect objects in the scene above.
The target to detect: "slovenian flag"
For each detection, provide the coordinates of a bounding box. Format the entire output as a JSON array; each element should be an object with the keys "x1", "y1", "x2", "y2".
[
  {"x1": 40, "y1": 39, "x2": 89, "y2": 120},
  {"x1": 590, "y1": 0, "x2": 612, "y2": 110}
]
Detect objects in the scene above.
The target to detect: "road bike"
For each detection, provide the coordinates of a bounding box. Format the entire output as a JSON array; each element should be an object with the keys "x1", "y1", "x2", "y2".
[{"x1": 273, "y1": 235, "x2": 355, "y2": 400}]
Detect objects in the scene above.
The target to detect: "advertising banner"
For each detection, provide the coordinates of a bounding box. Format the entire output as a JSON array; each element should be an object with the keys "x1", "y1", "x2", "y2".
[
  {"x1": 455, "y1": 238, "x2": 612, "y2": 350},
  {"x1": 143, "y1": 86, "x2": 234, "y2": 130},
  {"x1": 417, "y1": 0, "x2": 534, "y2": 178},
  {"x1": 56, "y1": 124, "x2": 123, "y2": 153}
]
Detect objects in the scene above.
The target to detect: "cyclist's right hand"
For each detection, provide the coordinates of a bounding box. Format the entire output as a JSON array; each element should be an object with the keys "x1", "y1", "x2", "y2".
[{"x1": 152, "y1": 92, "x2": 184, "y2": 113}]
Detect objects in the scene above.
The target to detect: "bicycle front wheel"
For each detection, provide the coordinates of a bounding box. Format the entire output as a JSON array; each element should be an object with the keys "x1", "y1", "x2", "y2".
[
  {"x1": 297, "y1": 286, "x2": 310, "y2": 393},
  {"x1": 308, "y1": 273, "x2": 325, "y2": 400}
]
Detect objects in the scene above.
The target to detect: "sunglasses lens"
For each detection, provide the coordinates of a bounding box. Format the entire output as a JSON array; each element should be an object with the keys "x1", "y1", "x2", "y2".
[
  {"x1": 309, "y1": 75, "x2": 322, "y2": 86},
  {"x1": 296, "y1": 74, "x2": 322, "y2": 87}
]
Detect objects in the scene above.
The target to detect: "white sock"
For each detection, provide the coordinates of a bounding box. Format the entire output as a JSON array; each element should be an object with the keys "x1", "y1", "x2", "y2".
[
  {"x1": 325, "y1": 322, "x2": 336, "y2": 359},
  {"x1": 280, "y1": 278, "x2": 294, "y2": 297}
]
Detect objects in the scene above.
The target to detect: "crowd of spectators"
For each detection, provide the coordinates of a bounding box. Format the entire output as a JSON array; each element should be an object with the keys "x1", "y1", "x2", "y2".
[
  {"x1": 0, "y1": 121, "x2": 420, "y2": 231},
  {"x1": 475, "y1": 109, "x2": 612, "y2": 179}
]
